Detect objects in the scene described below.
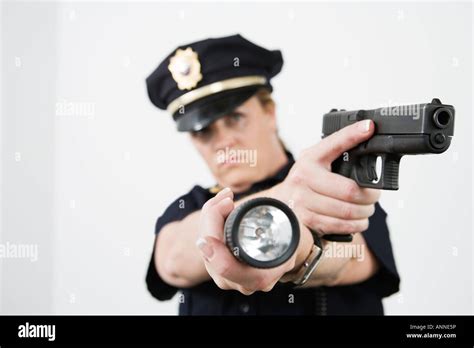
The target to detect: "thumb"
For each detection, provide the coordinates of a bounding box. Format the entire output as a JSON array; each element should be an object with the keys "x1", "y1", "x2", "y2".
[
  {"x1": 199, "y1": 196, "x2": 234, "y2": 241},
  {"x1": 196, "y1": 235, "x2": 246, "y2": 279}
]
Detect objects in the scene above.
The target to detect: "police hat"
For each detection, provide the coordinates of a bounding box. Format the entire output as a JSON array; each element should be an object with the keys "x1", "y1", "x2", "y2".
[{"x1": 146, "y1": 34, "x2": 283, "y2": 132}]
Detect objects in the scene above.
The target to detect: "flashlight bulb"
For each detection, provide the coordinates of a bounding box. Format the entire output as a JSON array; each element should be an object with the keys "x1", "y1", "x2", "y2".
[
  {"x1": 238, "y1": 205, "x2": 292, "y2": 261},
  {"x1": 224, "y1": 197, "x2": 300, "y2": 268}
]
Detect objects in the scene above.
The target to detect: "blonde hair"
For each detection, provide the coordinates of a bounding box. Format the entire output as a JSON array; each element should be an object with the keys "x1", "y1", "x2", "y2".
[{"x1": 254, "y1": 87, "x2": 275, "y2": 111}]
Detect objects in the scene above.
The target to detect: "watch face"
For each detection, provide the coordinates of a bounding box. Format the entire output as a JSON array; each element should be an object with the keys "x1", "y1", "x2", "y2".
[{"x1": 224, "y1": 197, "x2": 300, "y2": 268}]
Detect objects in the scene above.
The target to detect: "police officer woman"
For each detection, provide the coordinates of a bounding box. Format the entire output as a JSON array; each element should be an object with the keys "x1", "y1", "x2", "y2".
[{"x1": 145, "y1": 34, "x2": 399, "y2": 315}]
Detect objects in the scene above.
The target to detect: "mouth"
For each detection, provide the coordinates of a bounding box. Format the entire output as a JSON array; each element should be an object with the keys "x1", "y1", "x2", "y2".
[{"x1": 217, "y1": 157, "x2": 239, "y2": 167}]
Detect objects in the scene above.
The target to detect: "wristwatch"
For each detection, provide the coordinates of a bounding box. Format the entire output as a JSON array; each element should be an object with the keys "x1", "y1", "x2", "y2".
[{"x1": 280, "y1": 230, "x2": 324, "y2": 286}]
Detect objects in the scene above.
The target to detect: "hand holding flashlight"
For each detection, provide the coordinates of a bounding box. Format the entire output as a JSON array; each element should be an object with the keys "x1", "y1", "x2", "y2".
[{"x1": 196, "y1": 188, "x2": 305, "y2": 295}]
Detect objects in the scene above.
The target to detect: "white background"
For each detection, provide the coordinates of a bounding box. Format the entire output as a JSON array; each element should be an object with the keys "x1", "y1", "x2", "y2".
[{"x1": 1, "y1": 0, "x2": 472, "y2": 315}]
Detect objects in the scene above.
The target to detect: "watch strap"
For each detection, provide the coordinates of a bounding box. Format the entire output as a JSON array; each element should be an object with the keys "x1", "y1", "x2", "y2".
[{"x1": 280, "y1": 230, "x2": 324, "y2": 285}]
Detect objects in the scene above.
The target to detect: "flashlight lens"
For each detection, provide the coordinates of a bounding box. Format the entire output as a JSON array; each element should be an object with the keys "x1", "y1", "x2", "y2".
[{"x1": 237, "y1": 205, "x2": 293, "y2": 262}]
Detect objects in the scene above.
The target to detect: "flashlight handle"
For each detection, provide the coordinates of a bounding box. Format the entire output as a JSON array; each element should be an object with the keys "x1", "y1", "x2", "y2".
[{"x1": 323, "y1": 234, "x2": 353, "y2": 242}]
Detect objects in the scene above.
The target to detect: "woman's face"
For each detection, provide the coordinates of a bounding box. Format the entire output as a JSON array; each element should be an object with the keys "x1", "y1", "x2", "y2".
[{"x1": 189, "y1": 95, "x2": 280, "y2": 193}]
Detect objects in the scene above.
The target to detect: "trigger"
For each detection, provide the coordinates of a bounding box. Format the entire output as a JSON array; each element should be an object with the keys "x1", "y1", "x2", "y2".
[{"x1": 367, "y1": 158, "x2": 378, "y2": 182}]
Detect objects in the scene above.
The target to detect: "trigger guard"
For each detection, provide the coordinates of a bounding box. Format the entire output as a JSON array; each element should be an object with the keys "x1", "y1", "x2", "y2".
[{"x1": 356, "y1": 155, "x2": 379, "y2": 183}]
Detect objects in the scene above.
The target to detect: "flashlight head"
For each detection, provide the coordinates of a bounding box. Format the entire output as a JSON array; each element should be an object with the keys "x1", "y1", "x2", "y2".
[{"x1": 224, "y1": 197, "x2": 300, "y2": 268}]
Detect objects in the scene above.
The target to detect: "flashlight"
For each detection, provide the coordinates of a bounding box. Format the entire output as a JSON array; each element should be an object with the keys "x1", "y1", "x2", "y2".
[{"x1": 224, "y1": 197, "x2": 300, "y2": 268}]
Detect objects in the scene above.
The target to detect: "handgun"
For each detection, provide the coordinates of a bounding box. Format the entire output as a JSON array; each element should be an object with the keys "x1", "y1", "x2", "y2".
[{"x1": 321, "y1": 98, "x2": 455, "y2": 242}]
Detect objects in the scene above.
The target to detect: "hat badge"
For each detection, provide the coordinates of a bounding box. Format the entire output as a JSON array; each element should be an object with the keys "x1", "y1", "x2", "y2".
[{"x1": 168, "y1": 47, "x2": 203, "y2": 91}]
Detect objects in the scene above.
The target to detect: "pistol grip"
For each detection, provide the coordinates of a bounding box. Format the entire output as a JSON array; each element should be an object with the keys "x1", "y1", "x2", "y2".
[
  {"x1": 324, "y1": 153, "x2": 401, "y2": 242},
  {"x1": 323, "y1": 155, "x2": 357, "y2": 242}
]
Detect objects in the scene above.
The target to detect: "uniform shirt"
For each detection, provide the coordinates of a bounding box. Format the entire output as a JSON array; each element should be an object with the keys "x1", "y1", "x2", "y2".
[{"x1": 146, "y1": 152, "x2": 400, "y2": 315}]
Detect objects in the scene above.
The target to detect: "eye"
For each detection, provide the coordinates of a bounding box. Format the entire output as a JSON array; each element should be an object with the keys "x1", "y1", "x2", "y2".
[
  {"x1": 191, "y1": 127, "x2": 213, "y2": 142},
  {"x1": 230, "y1": 113, "x2": 242, "y2": 122},
  {"x1": 225, "y1": 112, "x2": 245, "y2": 127}
]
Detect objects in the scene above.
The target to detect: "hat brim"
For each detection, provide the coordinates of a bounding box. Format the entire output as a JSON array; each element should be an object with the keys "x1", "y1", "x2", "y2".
[{"x1": 173, "y1": 86, "x2": 265, "y2": 132}]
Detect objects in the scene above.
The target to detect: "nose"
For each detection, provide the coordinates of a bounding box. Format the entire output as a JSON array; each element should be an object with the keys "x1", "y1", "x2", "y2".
[{"x1": 212, "y1": 119, "x2": 237, "y2": 152}]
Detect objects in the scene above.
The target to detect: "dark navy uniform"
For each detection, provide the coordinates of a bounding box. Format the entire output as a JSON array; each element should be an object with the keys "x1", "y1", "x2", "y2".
[{"x1": 145, "y1": 34, "x2": 400, "y2": 315}]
